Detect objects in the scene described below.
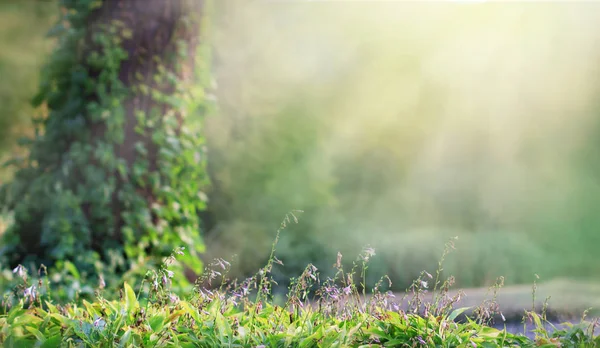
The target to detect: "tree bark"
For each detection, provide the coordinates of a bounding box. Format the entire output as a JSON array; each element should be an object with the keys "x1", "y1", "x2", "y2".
[
  {"x1": 86, "y1": 0, "x2": 204, "y2": 244},
  {"x1": 0, "y1": 0, "x2": 210, "y2": 279}
]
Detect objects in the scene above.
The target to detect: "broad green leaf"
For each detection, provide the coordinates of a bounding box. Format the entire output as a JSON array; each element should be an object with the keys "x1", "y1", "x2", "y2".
[
  {"x1": 123, "y1": 282, "x2": 138, "y2": 314},
  {"x1": 83, "y1": 300, "x2": 101, "y2": 318},
  {"x1": 8, "y1": 308, "x2": 26, "y2": 324},
  {"x1": 447, "y1": 307, "x2": 471, "y2": 321},
  {"x1": 478, "y1": 326, "x2": 501, "y2": 338},
  {"x1": 179, "y1": 301, "x2": 201, "y2": 324},
  {"x1": 149, "y1": 315, "x2": 165, "y2": 332},
  {"x1": 45, "y1": 301, "x2": 58, "y2": 314},
  {"x1": 24, "y1": 326, "x2": 46, "y2": 342},
  {"x1": 40, "y1": 334, "x2": 61, "y2": 348},
  {"x1": 63, "y1": 261, "x2": 80, "y2": 280},
  {"x1": 119, "y1": 329, "x2": 133, "y2": 348}
]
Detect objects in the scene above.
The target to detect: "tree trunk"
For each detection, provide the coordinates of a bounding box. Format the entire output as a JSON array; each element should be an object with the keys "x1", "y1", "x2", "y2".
[
  {"x1": 0, "y1": 0, "x2": 211, "y2": 283},
  {"x1": 87, "y1": 0, "x2": 203, "y2": 240}
]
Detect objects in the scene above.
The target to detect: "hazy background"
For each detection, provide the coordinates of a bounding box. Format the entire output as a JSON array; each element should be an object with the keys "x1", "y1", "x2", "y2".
[
  {"x1": 3, "y1": 1, "x2": 600, "y2": 292},
  {"x1": 205, "y1": 2, "x2": 600, "y2": 289}
]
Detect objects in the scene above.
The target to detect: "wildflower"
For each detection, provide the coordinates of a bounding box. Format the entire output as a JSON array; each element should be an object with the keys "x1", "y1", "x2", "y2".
[
  {"x1": 216, "y1": 258, "x2": 230, "y2": 270},
  {"x1": 417, "y1": 336, "x2": 426, "y2": 345},
  {"x1": 98, "y1": 274, "x2": 106, "y2": 289},
  {"x1": 165, "y1": 270, "x2": 174, "y2": 278},
  {"x1": 93, "y1": 317, "x2": 106, "y2": 330},
  {"x1": 13, "y1": 265, "x2": 26, "y2": 279},
  {"x1": 421, "y1": 281, "x2": 428, "y2": 289},
  {"x1": 342, "y1": 285, "x2": 352, "y2": 295},
  {"x1": 334, "y1": 252, "x2": 342, "y2": 269},
  {"x1": 169, "y1": 293, "x2": 180, "y2": 304},
  {"x1": 24, "y1": 285, "x2": 36, "y2": 300},
  {"x1": 361, "y1": 247, "x2": 376, "y2": 262}
]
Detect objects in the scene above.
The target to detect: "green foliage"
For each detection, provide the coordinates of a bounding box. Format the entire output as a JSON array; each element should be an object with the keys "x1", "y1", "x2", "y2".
[
  {"x1": 0, "y1": 0, "x2": 212, "y2": 288},
  {"x1": 0, "y1": 238, "x2": 596, "y2": 347}
]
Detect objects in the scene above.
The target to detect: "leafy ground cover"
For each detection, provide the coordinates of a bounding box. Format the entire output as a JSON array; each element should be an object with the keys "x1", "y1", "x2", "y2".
[{"x1": 1, "y1": 215, "x2": 599, "y2": 347}]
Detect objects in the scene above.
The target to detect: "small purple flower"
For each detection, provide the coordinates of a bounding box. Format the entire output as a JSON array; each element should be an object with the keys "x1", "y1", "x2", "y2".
[
  {"x1": 93, "y1": 317, "x2": 106, "y2": 330},
  {"x1": 215, "y1": 258, "x2": 230, "y2": 270},
  {"x1": 13, "y1": 265, "x2": 26, "y2": 279},
  {"x1": 24, "y1": 285, "x2": 36, "y2": 300}
]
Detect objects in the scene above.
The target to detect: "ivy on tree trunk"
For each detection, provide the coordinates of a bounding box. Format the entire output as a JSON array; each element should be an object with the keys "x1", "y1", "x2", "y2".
[{"x1": 0, "y1": 0, "x2": 213, "y2": 287}]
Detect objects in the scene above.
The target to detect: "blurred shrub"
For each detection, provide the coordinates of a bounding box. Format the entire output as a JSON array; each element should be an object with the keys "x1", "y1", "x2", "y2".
[{"x1": 204, "y1": 2, "x2": 600, "y2": 292}]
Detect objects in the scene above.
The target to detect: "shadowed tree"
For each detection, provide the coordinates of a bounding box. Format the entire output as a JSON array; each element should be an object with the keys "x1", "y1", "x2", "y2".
[{"x1": 0, "y1": 0, "x2": 213, "y2": 285}]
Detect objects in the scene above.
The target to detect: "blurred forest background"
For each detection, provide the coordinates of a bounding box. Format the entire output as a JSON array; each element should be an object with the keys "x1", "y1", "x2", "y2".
[{"x1": 2, "y1": 0, "x2": 600, "y2": 292}]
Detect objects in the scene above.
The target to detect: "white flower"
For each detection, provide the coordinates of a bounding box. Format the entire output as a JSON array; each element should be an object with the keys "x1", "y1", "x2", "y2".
[
  {"x1": 12, "y1": 265, "x2": 26, "y2": 279},
  {"x1": 420, "y1": 281, "x2": 428, "y2": 289},
  {"x1": 93, "y1": 317, "x2": 106, "y2": 330},
  {"x1": 24, "y1": 285, "x2": 36, "y2": 299}
]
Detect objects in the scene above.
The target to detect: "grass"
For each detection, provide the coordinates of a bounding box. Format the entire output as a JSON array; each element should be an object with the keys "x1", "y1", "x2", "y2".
[{"x1": 1, "y1": 213, "x2": 599, "y2": 347}]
